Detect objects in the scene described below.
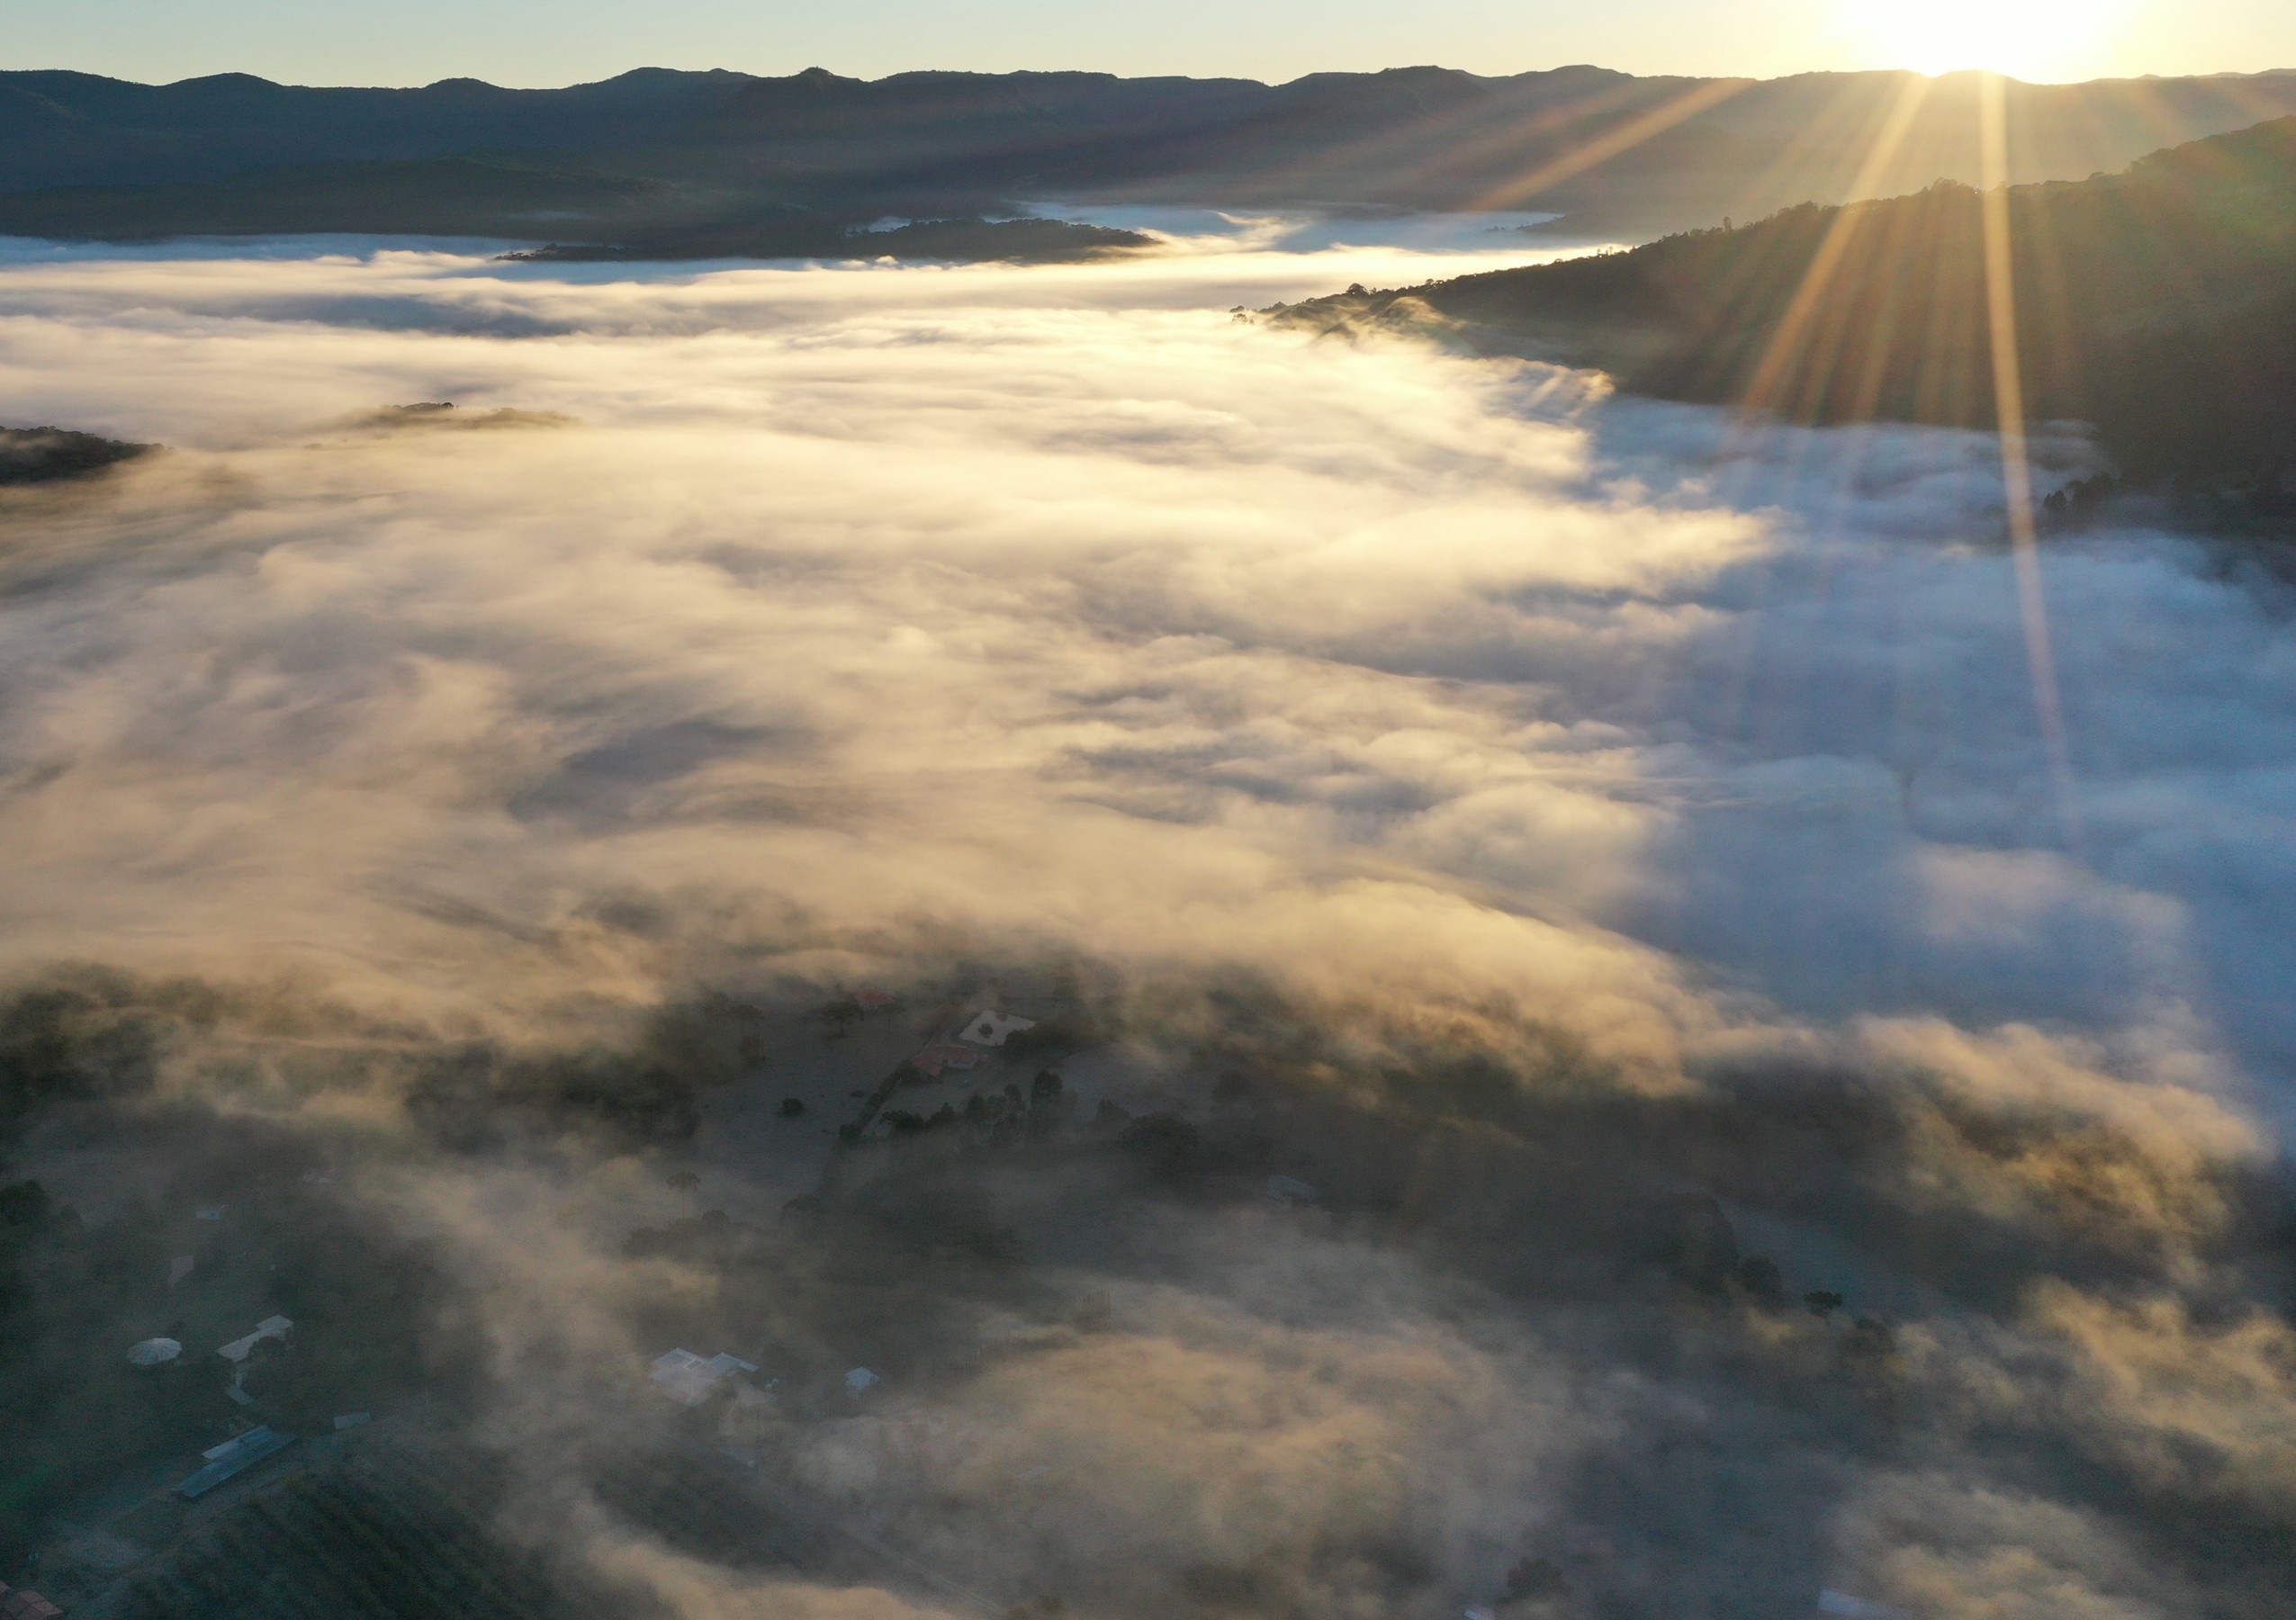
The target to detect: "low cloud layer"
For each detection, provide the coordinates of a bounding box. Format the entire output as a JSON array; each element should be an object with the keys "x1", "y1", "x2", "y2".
[{"x1": 2, "y1": 239, "x2": 2292, "y2": 1620}]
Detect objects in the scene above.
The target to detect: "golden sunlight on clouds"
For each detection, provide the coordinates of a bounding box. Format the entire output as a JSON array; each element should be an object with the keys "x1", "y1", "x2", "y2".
[{"x1": 7, "y1": 230, "x2": 2296, "y2": 1620}]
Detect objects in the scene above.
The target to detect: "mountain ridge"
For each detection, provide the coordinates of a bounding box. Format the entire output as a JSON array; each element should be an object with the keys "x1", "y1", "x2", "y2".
[{"x1": 7, "y1": 63, "x2": 2296, "y2": 239}]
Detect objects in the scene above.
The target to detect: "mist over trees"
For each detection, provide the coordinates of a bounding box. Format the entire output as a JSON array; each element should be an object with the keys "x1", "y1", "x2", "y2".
[
  {"x1": 0, "y1": 426, "x2": 151, "y2": 485},
  {"x1": 5, "y1": 961, "x2": 2294, "y2": 1616}
]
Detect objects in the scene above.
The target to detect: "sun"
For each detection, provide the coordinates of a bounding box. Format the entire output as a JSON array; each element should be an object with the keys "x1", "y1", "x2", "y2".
[{"x1": 1843, "y1": 0, "x2": 2130, "y2": 83}]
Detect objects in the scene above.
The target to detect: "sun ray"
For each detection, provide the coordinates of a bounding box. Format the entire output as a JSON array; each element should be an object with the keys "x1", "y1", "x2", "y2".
[
  {"x1": 1464, "y1": 78, "x2": 1753, "y2": 214},
  {"x1": 1730, "y1": 73, "x2": 1937, "y2": 426},
  {"x1": 1978, "y1": 70, "x2": 2085, "y2": 856}
]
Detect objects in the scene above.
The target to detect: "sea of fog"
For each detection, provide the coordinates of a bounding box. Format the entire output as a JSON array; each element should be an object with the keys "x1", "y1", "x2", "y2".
[
  {"x1": 4, "y1": 230, "x2": 2291, "y2": 1091},
  {"x1": 4, "y1": 230, "x2": 2295, "y2": 1619}
]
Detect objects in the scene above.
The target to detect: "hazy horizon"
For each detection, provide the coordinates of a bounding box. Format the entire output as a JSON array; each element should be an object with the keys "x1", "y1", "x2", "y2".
[
  {"x1": 11, "y1": 56, "x2": 2296, "y2": 94},
  {"x1": 7, "y1": 0, "x2": 2295, "y2": 95}
]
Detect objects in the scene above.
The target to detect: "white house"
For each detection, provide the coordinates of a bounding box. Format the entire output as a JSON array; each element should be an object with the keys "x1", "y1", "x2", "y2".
[
  {"x1": 957, "y1": 1010, "x2": 1037, "y2": 1048},
  {"x1": 650, "y1": 1348, "x2": 759, "y2": 1407},
  {"x1": 217, "y1": 1315, "x2": 293, "y2": 1364}
]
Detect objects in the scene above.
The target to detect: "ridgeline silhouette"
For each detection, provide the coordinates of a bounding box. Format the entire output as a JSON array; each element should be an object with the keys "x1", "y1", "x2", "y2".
[{"x1": 5, "y1": 65, "x2": 2296, "y2": 243}]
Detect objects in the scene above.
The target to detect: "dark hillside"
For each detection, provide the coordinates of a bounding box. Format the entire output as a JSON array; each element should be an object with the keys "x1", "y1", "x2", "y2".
[
  {"x1": 5, "y1": 65, "x2": 2296, "y2": 239},
  {"x1": 0, "y1": 157, "x2": 671, "y2": 240},
  {"x1": 507, "y1": 214, "x2": 1152, "y2": 264},
  {"x1": 0, "y1": 153, "x2": 1149, "y2": 258},
  {"x1": 1274, "y1": 118, "x2": 2296, "y2": 506},
  {"x1": 0, "y1": 426, "x2": 153, "y2": 484}
]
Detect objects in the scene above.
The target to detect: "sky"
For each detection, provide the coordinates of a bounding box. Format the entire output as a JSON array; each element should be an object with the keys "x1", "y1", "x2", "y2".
[{"x1": 5, "y1": 0, "x2": 2293, "y2": 89}]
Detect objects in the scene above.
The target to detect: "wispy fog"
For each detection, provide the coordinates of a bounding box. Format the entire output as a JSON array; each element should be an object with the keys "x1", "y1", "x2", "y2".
[{"x1": 3, "y1": 239, "x2": 2292, "y2": 1620}]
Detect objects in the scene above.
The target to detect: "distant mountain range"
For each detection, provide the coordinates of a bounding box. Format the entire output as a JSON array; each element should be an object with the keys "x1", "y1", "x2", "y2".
[
  {"x1": 5, "y1": 64, "x2": 2296, "y2": 245},
  {"x1": 1272, "y1": 118, "x2": 2296, "y2": 521},
  {"x1": 505, "y1": 213, "x2": 1153, "y2": 264},
  {"x1": 0, "y1": 152, "x2": 1151, "y2": 262}
]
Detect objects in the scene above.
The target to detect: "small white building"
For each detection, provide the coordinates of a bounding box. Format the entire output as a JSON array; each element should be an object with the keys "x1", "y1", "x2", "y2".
[
  {"x1": 1818, "y1": 1592, "x2": 1911, "y2": 1620},
  {"x1": 649, "y1": 1348, "x2": 759, "y2": 1407},
  {"x1": 957, "y1": 1010, "x2": 1037, "y2": 1048},
  {"x1": 177, "y1": 1426, "x2": 294, "y2": 1498},
  {"x1": 217, "y1": 1316, "x2": 293, "y2": 1364}
]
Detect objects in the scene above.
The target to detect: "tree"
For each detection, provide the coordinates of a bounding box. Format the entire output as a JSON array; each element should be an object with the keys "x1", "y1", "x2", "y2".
[
  {"x1": 1027, "y1": 1070, "x2": 1068, "y2": 1136},
  {"x1": 1117, "y1": 1113, "x2": 1202, "y2": 1176},
  {"x1": 1846, "y1": 1318, "x2": 1897, "y2": 1359},
  {"x1": 1506, "y1": 1557, "x2": 1570, "y2": 1601},
  {"x1": 1737, "y1": 1255, "x2": 1787, "y2": 1310},
  {"x1": 813, "y1": 994, "x2": 864, "y2": 1040}
]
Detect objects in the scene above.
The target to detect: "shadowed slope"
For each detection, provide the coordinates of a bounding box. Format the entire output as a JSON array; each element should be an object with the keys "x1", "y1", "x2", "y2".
[
  {"x1": 5, "y1": 65, "x2": 2296, "y2": 238},
  {"x1": 0, "y1": 426, "x2": 154, "y2": 484},
  {"x1": 1274, "y1": 118, "x2": 2296, "y2": 502}
]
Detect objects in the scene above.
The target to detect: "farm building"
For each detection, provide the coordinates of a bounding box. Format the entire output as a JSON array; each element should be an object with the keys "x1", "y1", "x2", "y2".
[
  {"x1": 176, "y1": 1426, "x2": 295, "y2": 1498},
  {"x1": 908, "y1": 1044, "x2": 983, "y2": 1078},
  {"x1": 957, "y1": 1010, "x2": 1036, "y2": 1047},
  {"x1": 216, "y1": 1316, "x2": 293, "y2": 1363},
  {"x1": 648, "y1": 1349, "x2": 758, "y2": 1407}
]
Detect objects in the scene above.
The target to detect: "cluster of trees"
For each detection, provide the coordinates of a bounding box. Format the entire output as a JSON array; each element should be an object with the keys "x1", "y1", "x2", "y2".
[
  {"x1": 0, "y1": 975, "x2": 498, "y2": 1576},
  {"x1": 0, "y1": 1178, "x2": 204, "y2": 1565},
  {"x1": 878, "y1": 1068, "x2": 1074, "y2": 1142},
  {"x1": 0, "y1": 426, "x2": 152, "y2": 486},
  {"x1": 0, "y1": 975, "x2": 167, "y2": 1147},
  {"x1": 2040, "y1": 470, "x2": 2121, "y2": 526},
  {"x1": 404, "y1": 992, "x2": 768, "y2": 1150},
  {"x1": 0, "y1": 1160, "x2": 469, "y2": 1571}
]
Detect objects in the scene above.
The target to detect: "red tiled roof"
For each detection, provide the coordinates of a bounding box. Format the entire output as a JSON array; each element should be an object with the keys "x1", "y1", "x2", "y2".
[{"x1": 911, "y1": 1043, "x2": 982, "y2": 1076}]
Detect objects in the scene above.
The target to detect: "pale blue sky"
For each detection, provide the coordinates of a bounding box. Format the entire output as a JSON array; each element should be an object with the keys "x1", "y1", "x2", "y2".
[{"x1": 8, "y1": 0, "x2": 2291, "y2": 88}]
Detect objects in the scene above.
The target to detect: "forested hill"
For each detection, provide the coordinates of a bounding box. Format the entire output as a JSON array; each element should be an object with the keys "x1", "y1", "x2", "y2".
[
  {"x1": 1274, "y1": 118, "x2": 2296, "y2": 508},
  {"x1": 5, "y1": 64, "x2": 2296, "y2": 238}
]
